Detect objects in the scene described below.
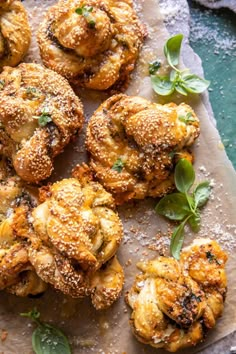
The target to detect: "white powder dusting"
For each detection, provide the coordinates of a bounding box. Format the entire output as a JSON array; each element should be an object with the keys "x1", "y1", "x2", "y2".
[{"x1": 189, "y1": 7, "x2": 236, "y2": 55}]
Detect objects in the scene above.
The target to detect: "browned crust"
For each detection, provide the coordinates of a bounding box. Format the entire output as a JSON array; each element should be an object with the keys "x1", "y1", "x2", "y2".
[
  {"x1": 0, "y1": 1, "x2": 31, "y2": 70},
  {"x1": 86, "y1": 94, "x2": 200, "y2": 203},
  {"x1": 37, "y1": 0, "x2": 145, "y2": 90},
  {"x1": 126, "y1": 239, "x2": 227, "y2": 352},
  {"x1": 0, "y1": 63, "x2": 84, "y2": 183}
]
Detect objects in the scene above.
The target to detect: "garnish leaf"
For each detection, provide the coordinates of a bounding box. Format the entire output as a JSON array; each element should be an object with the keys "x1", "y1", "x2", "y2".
[
  {"x1": 164, "y1": 34, "x2": 183, "y2": 69},
  {"x1": 188, "y1": 213, "x2": 201, "y2": 232},
  {"x1": 112, "y1": 158, "x2": 124, "y2": 173},
  {"x1": 170, "y1": 222, "x2": 185, "y2": 260},
  {"x1": 75, "y1": 5, "x2": 95, "y2": 28},
  {"x1": 150, "y1": 34, "x2": 210, "y2": 97},
  {"x1": 33, "y1": 107, "x2": 52, "y2": 127},
  {"x1": 20, "y1": 308, "x2": 71, "y2": 354},
  {"x1": 174, "y1": 159, "x2": 195, "y2": 193},
  {"x1": 175, "y1": 83, "x2": 188, "y2": 96},
  {"x1": 206, "y1": 251, "x2": 220, "y2": 265},
  {"x1": 150, "y1": 76, "x2": 175, "y2": 96},
  {"x1": 155, "y1": 193, "x2": 190, "y2": 221},
  {"x1": 194, "y1": 181, "x2": 211, "y2": 208},
  {"x1": 155, "y1": 158, "x2": 211, "y2": 257},
  {"x1": 178, "y1": 112, "x2": 196, "y2": 124},
  {"x1": 32, "y1": 324, "x2": 71, "y2": 354},
  {"x1": 21, "y1": 308, "x2": 40, "y2": 321},
  {"x1": 149, "y1": 60, "x2": 161, "y2": 75},
  {"x1": 88, "y1": 19, "x2": 96, "y2": 28},
  {"x1": 181, "y1": 74, "x2": 210, "y2": 94}
]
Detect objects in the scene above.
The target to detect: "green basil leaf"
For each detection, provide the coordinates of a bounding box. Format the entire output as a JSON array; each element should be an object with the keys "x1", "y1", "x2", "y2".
[
  {"x1": 112, "y1": 158, "x2": 124, "y2": 173},
  {"x1": 32, "y1": 324, "x2": 71, "y2": 354},
  {"x1": 174, "y1": 158, "x2": 195, "y2": 193},
  {"x1": 178, "y1": 112, "x2": 196, "y2": 124},
  {"x1": 170, "y1": 69, "x2": 178, "y2": 82},
  {"x1": 170, "y1": 222, "x2": 185, "y2": 260},
  {"x1": 194, "y1": 181, "x2": 211, "y2": 208},
  {"x1": 181, "y1": 74, "x2": 210, "y2": 94},
  {"x1": 164, "y1": 34, "x2": 183, "y2": 69},
  {"x1": 88, "y1": 19, "x2": 96, "y2": 28},
  {"x1": 188, "y1": 213, "x2": 201, "y2": 232},
  {"x1": 38, "y1": 115, "x2": 52, "y2": 127},
  {"x1": 149, "y1": 60, "x2": 161, "y2": 75},
  {"x1": 151, "y1": 75, "x2": 175, "y2": 96},
  {"x1": 155, "y1": 193, "x2": 191, "y2": 220},
  {"x1": 175, "y1": 83, "x2": 188, "y2": 96},
  {"x1": 75, "y1": 7, "x2": 83, "y2": 14}
]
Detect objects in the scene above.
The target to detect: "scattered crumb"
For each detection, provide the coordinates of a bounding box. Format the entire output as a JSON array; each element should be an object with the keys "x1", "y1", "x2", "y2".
[
  {"x1": 125, "y1": 259, "x2": 132, "y2": 266},
  {"x1": 1, "y1": 329, "x2": 8, "y2": 342}
]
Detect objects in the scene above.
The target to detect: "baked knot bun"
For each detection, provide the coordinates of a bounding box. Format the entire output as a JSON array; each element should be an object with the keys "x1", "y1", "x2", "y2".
[
  {"x1": 0, "y1": 158, "x2": 47, "y2": 296},
  {"x1": 0, "y1": 1, "x2": 31, "y2": 70},
  {"x1": 37, "y1": 0, "x2": 145, "y2": 90},
  {"x1": 126, "y1": 239, "x2": 227, "y2": 352},
  {"x1": 29, "y1": 164, "x2": 124, "y2": 307},
  {"x1": 0, "y1": 63, "x2": 84, "y2": 183},
  {"x1": 86, "y1": 94, "x2": 200, "y2": 204}
]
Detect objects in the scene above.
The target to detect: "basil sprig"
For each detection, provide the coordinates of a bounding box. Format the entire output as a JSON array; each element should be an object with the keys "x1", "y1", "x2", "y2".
[
  {"x1": 75, "y1": 5, "x2": 96, "y2": 28},
  {"x1": 150, "y1": 34, "x2": 210, "y2": 96},
  {"x1": 156, "y1": 158, "x2": 211, "y2": 259},
  {"x1": 20, "y1": 308, "x2": 71, "y2": 354}
]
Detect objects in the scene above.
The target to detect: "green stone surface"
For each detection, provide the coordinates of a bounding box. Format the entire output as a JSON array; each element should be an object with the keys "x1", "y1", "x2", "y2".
[{"x1": 188, "y1": 0, "x2": 236, "y2": 168}]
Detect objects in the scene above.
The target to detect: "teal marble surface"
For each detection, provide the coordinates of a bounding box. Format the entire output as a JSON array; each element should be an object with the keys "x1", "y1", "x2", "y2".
[{"x1": 188, "y1": 0, "x2": 236, "y2": 168}]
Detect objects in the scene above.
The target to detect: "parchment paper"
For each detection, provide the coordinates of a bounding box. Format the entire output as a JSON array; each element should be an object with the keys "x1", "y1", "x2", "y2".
[{"x1": 1, "y1": 1, "x2": 236, "y2": 353}]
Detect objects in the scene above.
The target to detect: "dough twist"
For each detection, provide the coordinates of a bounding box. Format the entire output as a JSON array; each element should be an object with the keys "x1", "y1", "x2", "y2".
[
  {"x1": 126, "y1": 239, "x2": 227, "y2": 352},
  {"x1": 0, "y1": 1, "x2": 31, "y2": 70},
  {"x1": 0, "y1": 158, "x2": 47, "y2": 295},
  {"x1": 28, "y1": 164, "x2": 124, "y2": 307},
  {"x1": 37, "y1": 0, "x2": 145, "y2": 90},
  {"x1": 86, "y1": 94, "x2": 200, "y2": 203},
  {"x1": 0, "y1": 63, "x2": 84, "y2": 183}
]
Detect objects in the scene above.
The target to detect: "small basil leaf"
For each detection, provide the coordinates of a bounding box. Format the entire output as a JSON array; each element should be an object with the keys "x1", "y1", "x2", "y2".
[
  {"x1": 164, "y1": 34, "x2": 183, "y2": 69},
  {"x1": 175, "y1": 83, "x2": 188, "y2": 96},
  {"x1": 174, "y1": 158, "x2": 195, "y2": 193},
  {"x1": 149, "y1": 60, "x2": 161, "y2": 75},
  {"x1": 188, "y1": 213, "x2": 201, "y2": 232},
  {"x1": 194, "y1": 181, "x2": 211, "y2": 208},
  {"x1": 170, "y1": 69, "x2": 178, "y2": 82},
  {"x1": 151, "y1": 75, "x2": 175, "y2": 96},
  {"x1": 170, "y1": 222, "x2": 185, "y2": 260},
  {"x1": 181, "y1": 74, "x2": 210, "y2": 94},
  {"x1": 32, "y1": 324, "x2": 71, "y2": 354},
  {"x1": 155, "y1": 193, "x2": 191, "y2": 220},
  {"x1": 112, "y1": 158, "x2": 124, "y2": 173},
  {"x1": 185, "y1": 193, "x2": 195, "y2": 210},
  {"x1": 178, "y1": 112, "x2": 196, "y2": 124}
]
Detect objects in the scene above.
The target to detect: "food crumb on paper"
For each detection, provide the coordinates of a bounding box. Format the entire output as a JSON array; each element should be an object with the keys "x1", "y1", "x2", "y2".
[{"x1": 1, "y1": 329, "x2": 8, "y2": 342}]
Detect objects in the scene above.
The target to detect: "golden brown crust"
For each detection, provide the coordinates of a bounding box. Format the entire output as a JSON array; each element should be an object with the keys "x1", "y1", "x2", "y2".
[
  {"x1": 126, "y1": 239, "x2": 227, "y2": 352},
  {"x1": 0, "y1": 161, "x2": 124, "y2": 307},
  {"x1": 32, "y1": 171, "x2": 123, "y2": 271},
  {"x1": 0, "y1": 63, "x2": 84, "y2": 183},
  {"x1": 0, "y1": 1, "x2": 31, "y2": 70},
  {"x1": 6, "y1": 270, "x2": 48, "y2": 296},
  {"x1": 0, "y1": 159, "x2": 47, "y2": 296},
  {"x1": 29, "y1": 164, "x2": 124, "y2": 304},
  {"x1": 86, "y1": 94, "x2": 200, "y2": 203},
  {"x1": 90, "y1": 255, "x2": 124, "y2": 310},
  {"x1": 180, "y1": 238, "x2": 228, "y2": 329},
  {"x1": 37, "y1": 0, "x2": 145, "y2": 90}
]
